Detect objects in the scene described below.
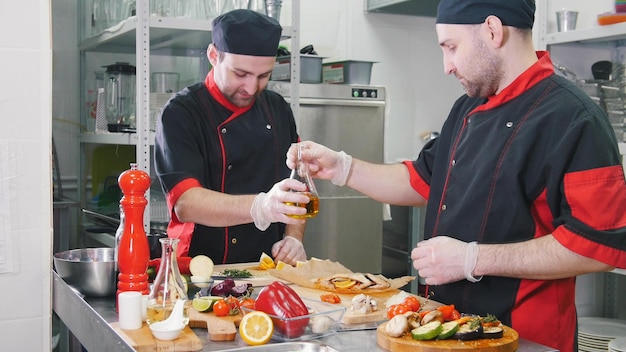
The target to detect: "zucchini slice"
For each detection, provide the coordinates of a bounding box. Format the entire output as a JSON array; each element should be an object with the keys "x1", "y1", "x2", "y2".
[
  {"x1": 411, "y1": 321, "x2": 443, "y2": 341},
  {"x1": 437, "y1": 321, "x2": 460, "y2": 340}
]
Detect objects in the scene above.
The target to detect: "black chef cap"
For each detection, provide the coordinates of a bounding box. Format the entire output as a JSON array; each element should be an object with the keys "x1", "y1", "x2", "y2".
[
  {"x1": 436, "y1": 0, "x2": 535, "y2": 29},
  {"x1": 212, "y1": 9, "x2": 282, "y2": 57}
]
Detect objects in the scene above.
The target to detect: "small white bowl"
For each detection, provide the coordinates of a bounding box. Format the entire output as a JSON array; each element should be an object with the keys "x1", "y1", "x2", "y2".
[{"x1": 149, "y1": 322, "x2": 185, "y2": 341}]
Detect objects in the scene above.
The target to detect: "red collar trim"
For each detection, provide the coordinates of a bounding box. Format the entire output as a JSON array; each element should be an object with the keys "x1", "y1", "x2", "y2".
[
  {"x1": 472, "y1": 51, "x2": 554, "y2": 114},
  {"x1": 204, "y1": 69, "x2": 253, "y2": 116}
]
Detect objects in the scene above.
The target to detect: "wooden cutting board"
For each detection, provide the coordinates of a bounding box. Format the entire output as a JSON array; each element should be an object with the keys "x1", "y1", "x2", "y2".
[
  {"x1": 376, "y1": 322, "x2": 519, "y2": 352},
  {"x1": 212, "y1": 262, "x2": 281, "y2": 287},
  {"x1": 288, "y1": 285, "x2": 440, "y2": 325},
  {"x1": 188, "y1": 309, "x2": 243, "y2": 341},
  {"x1": 112, "y1": 322, "x2": 202, "y2": 352}
]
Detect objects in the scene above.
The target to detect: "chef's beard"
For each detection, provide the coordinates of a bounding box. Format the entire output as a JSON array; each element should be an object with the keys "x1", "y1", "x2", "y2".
[
  {"x1": 227, "y1": 93, "x2": 257, "y2": 108},
  {"x1": 461, "y1": 34, "x2": 503, "y2": 98}
]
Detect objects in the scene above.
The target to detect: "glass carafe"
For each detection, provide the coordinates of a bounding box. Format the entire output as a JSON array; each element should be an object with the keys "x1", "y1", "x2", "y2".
[
  {"x1": 287, "y1": 143, "x2": 319, "y2": 218},
  {"x1": 146, "y1": 238, "x2": 189, "y2": 325}
]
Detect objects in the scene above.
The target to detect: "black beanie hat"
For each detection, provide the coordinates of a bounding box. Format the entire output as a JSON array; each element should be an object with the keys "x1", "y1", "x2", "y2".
[
  {"x1": 436, "y1": 0, "x2": 536, "y2": 29},
  {"x1": 212, "y1": 9, "x2": 282, "y2": 57}
]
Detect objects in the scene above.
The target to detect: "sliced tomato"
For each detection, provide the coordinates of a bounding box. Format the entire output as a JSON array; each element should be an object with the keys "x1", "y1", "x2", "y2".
[
  {"x1": 437, "y1": 304, "x2": 456, "y2": 321},
  {"x1": 448, "y1": 309, "x2": 461, "y2": 321},
  {"x1": 387, "y1": 303, "x2": 410, "y2": 319},
  {"x1": 403, "y1": 296, "x2": 420, "y2": 312},
  {"x1": 320, "y1": 293, "x2": 341, "y2": 304},
  {"x1": 239, "y1": 297, "x2": 256, "y2": 311}
]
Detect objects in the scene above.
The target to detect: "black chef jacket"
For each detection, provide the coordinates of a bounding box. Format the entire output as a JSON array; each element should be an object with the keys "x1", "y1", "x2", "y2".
[
  {"x1": 155, "y1": 70, "x2": 298, "y2": 264},
  {"x1": 405, "y1": 52, "x2": 626, "y2": 352}
]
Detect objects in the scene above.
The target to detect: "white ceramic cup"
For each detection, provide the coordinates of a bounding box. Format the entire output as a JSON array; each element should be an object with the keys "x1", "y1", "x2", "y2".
[
  {"x1": 118, "y1": 291, "x2": 143, "y2": 330},
  {"x1": 141, "y1": 295, "x2": 149, "y2": 322}
]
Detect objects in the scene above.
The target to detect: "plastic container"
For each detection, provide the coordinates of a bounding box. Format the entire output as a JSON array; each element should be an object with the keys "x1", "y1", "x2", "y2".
[
  {"x1": 322, "y1": 60, "x2": 376, "y2": 85},
  {"x1": 241, "y1": 298, "x2": 345, "y2": 341},
  {"x1": 271, "y1": 55, "x2": 323, "y2": 83},
  {"x1": 598, "y1": 12, "x2": 626, "y2": 26}
]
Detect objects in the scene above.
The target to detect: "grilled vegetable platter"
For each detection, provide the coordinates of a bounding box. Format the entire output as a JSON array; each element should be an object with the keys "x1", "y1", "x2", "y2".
[{"x1": 377, "y1": 303, "x2": 519, "y2": 352}]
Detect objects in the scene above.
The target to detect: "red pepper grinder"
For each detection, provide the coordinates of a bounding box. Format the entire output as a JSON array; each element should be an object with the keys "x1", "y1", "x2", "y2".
[{"x1": 116, "y1": 163, "x2": 151, "y2": 308}]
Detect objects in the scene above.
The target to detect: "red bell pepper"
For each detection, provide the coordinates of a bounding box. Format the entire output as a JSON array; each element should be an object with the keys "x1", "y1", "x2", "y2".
[
  {"x1": 254, "y1": 281, "x2": 310, "y2": 338},
  {"x1": 147, "y1": 256, "x2": 192, "y2": 275}
]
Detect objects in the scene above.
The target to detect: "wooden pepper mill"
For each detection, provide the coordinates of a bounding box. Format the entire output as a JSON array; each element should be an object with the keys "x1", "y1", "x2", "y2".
[{"x1": 116, "y1": 163, "x2": 151, "y2": 308}]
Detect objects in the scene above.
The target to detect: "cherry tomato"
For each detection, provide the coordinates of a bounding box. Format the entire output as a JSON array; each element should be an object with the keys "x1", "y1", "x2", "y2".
[
  {"x1": 387, "y1": 303, "x2": 410, "y2": 319},
  {"x1": 320, "y1": 294, "x2": 341, "y2": 304},
  {"x1": 213, "y1": 299, "x2": 230, "y2": 317},
  {"x1": 403, "y1": 296, "x2": 421, "y2": 312},
  {"x1": 239, "y1": 297, "x2": 256, "y2": 311},
  {"x1": 225, "y1": 296, "x2": 241, "y2": 315}
]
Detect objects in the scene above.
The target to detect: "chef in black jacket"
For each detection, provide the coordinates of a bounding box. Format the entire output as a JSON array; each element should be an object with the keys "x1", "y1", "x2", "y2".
[{"x1": 155, "y1": 9, "x2": 310, "y2": 265}]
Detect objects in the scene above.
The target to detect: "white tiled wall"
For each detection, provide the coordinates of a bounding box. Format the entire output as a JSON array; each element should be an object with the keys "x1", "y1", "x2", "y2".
[{"x1": 0, "y1": 0, "x2": 53, "y2": 351}]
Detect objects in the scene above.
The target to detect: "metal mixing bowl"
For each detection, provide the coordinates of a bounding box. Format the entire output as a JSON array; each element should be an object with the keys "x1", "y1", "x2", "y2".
[{"x1": 54, "y1": 248, "x2": 116, "y2": 297}]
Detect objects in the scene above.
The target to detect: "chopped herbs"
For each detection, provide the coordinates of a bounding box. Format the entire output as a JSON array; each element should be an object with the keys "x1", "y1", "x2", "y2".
[{"x1": 222, "y1": 268, "x2": 252, "y2": 278}]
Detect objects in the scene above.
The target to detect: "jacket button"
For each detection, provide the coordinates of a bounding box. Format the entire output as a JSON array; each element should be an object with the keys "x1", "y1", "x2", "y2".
[
  {"x1": 227, "y1": 164, "x2": 233, "y2": 170},
  {"x1": 221, "y1": 128, "x2": 227, "y2": 134},
  {"x1": 441, "y1": 204, "x2": 447, "y2": 211},
  {"x1": 451, "y1": 159, "x2": 456, "y2": 166},
  {"x1": 266, "y1": 124, "x2": 272, "y2": 130},
  {"x1": 231, "y1": 237, "x2": 237, "y2": 244},
  {"x1": 506, "y1": 121, "x2": 513, "y2": 128}
]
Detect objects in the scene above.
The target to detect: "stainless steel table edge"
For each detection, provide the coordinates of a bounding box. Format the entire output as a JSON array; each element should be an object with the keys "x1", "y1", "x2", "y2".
[{"x1": 52, "y1": 270, "x2": 135, "y2": 352}]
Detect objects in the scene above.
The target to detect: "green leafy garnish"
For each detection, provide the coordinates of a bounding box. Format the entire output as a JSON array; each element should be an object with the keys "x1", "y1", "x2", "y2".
[{"x1": 222, "y1": 268, "x2": 252, "y2": 278}]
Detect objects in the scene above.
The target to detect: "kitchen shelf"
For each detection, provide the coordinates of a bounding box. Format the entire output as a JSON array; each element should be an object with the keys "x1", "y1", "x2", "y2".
[
  {"x1": 365, "y1": 0, "x2": 439, "y2": 17},
  {"x1": 80, "y1": 16, "x2": 293, "y2": 54},
  {"x1": 80, "y1": 132, "x2": 155, "y2": 145},
  {"x1": 545, "y1": 21, "x2": 626, "y2": 45}
]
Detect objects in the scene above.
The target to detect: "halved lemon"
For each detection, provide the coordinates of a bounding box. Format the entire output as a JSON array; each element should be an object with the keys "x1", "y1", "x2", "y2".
[
  {"x1": 239, "y1": 311, "x2": 274, "y2": 346},
  {"x1": 259, "y1": 252, "x2": 275, "y2": 270},
  {"x1": 333, "y1": 279, "x2": 356, "y2": 289}
]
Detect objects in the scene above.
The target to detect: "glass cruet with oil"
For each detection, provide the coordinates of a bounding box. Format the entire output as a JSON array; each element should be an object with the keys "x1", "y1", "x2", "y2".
[
  {"x1": 287, "y1": 143, "x2": 320, "y2": 218},
  {"x1": 146, "y1": 238, "x2": 189, "y2": 325}
]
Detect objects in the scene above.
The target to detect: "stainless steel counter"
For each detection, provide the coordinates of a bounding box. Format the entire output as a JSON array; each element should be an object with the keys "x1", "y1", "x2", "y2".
[{"x1": 53, "y1": 270, "x2": 558, "y2": 352}]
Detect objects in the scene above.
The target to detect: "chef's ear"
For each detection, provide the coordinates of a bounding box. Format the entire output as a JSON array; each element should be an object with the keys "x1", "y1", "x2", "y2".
[
  {"x1": 483, "y1": 15, "x2": 505, "y2": 48},
  {"x1": 207, "y1": 44, "x2": 220, "y2": 67}
]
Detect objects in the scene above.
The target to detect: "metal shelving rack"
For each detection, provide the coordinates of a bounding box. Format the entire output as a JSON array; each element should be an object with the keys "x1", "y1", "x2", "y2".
[
  {"x1": 541, "y1": 21, "x2": 626, "y2": 171},
  {"x1": 78, "y1": 1, "x2": 301, "y2": 235},
  {"x1": 540, "y1": 17, "x2": 626, "y2": 319}
]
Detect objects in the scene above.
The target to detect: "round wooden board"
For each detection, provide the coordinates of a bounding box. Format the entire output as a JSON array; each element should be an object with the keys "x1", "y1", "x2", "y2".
[{"x1": 377, "y1": 322, "x2": 519, "y2": 352}]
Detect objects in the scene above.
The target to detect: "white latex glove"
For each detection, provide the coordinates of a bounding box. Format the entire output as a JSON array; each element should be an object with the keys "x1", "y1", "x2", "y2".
[
  {"x1": 286, "y1": 141, "x2": 353, "y2": 186},
  {"x1": 250, "y1": 178, "x2": 309, "y2": 231},
  {"x1": 272, "y1": 236, "x2": 307, "y2": 266},
  {"x1": 410, "y1": 236, "x2": 482, "y2": 285}
]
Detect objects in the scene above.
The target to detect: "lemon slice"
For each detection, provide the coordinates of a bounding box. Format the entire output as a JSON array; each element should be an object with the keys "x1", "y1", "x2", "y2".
[
  {"x1": 333, "y1": 279, "x2": 356, "y2": 289},
  {"x1": 189, "y1": 255, "x2": 215, "y2": 278},
  {"x1": 275, "y1": 260, "x2": 288, "y2": 270},
  {"x1": 239, "y1": 311, "x2": 274, "y2": 346},
  {"x1": 259, "y1": 252, "x2": 275, "y2": 270}
]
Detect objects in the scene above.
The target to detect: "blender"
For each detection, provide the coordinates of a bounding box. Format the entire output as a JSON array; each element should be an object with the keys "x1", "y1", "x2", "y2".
[{"x1": 104, "y1": 62, "x2": 136, "y2": 132}]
